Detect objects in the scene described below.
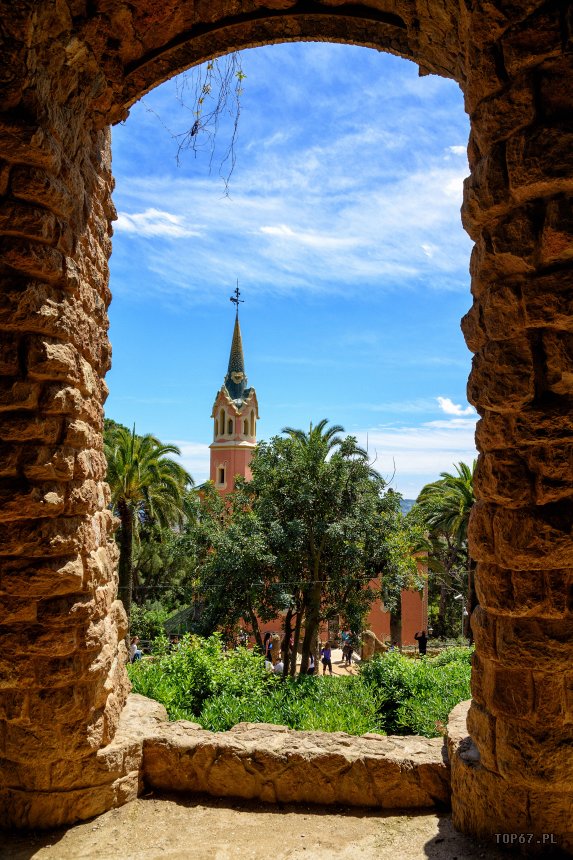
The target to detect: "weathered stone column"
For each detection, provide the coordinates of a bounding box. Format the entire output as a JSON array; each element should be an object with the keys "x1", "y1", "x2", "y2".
[
  {"x1": 0, "y1": 107, "x2": 131, "y2": 825},
  {"x1": 453, "y1": 3, "x2": 573, "y2": 850}
]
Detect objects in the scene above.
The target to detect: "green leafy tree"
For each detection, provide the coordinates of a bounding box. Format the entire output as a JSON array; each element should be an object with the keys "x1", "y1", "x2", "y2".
[
  {"x1": 104, "y1": 425, "x2": 193, "y2": 627},
  {"x1": 241, "y1": 420, "x2": 419, "y2": 673}
]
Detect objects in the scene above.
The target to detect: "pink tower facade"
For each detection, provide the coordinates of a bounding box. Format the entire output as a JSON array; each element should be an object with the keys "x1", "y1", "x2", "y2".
[{"x1": 209, "y1": 306, "x2": 259, "y2": 496}]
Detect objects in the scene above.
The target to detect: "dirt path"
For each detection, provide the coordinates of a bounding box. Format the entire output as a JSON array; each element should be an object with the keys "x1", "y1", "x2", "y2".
[{"x1": 1, "y1": 794, "x2": 508, "y2": 860}]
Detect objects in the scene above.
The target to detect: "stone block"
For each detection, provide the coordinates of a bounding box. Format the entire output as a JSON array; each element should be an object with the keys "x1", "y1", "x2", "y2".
[
  {"x1": 0, "y1": 380, "x2": 41, "y2": 412},
  {"x1": 0, "y1": 122, "x2": 61, "y2": 171},
  {"x1": 502, "y1": 6, "x2": 563, "y2": 76},
  {"x1": 460, "y1": 300, "x2": 486, "y2": 353},
  {"x1": 0, "y1": 236, "x2": 65, "y2": 283},
  {"x1": 0, "y1": 514, "x2": 91, "y2": 557},
  {"x1": 468, "y1": 335, "x2": 535, "y2": 413},
  {"x1": 462, "y1": 143, "x2": 509, "y2": 232},
  {"x1": 481, "y1": 281, "x2": 527, "y2": 339},
  {"x1": 471, "y1": 605, "x2": 497, "y2": 659},
  {"x1": 0, "y1": 201, "x2": 58, "y2": 245},
  {"x1": 532, "y1": 671, "x2": 565, "y2": 721},
  {"x1": 0, "y1": 480, "x2": 65, "y2": 522},
  {"x1": 507, "y1": 126, "x2": 573, "y2": 202},
  {"x1": 496, "y1": 615, "x2": 573, "y2": 668},
  {"x1": 466, "y1": 701, "x2": 497, "y2": 772},
  {"x1": 482, "y1": 661, "x2": 535, "y2": 718},
  {"x1": 474, "y1": 450, "x2": 533, "y2": 506},
  {"x1": 0, "y1": 413, "x2": 61, "y2": 443},
  {"x1": 11, "y1": 164, "x2": 80, "y2": 222},
  {"x1": 0, "y1": 595, "x2": 37, "y2": 625},
  {"x1": 0, "y1": 555, "x2": 84, "y2": 597},
  {"x1": 21, "y1": 444, "x2": 76, "y2": 481},
  {"x1": 492, "y1": 505, "x2": 573, "y2": 569},
  {"x1": 475, "y1": 562, "x2": 514, "y2": 614},
  {"x1": 448, "y1": 700, "x2": 530, "y2": 841},
  {"x1": 1, "y1": 625, "x2": 79, "y2": 660},
  {"x1": 0, "y1": 444, "x2": 20, "y2": 477},
  {"x1": 468, "y1": 502, "x2": 496, "y2": 563},
  {"x1": 527, "y1": 789, "x2": 573, "y2": 855},
  {"x1": 540, "y1": 195, "x2": 573, "y2": 266},
  {"x1": 27, "y1": 336, "x2": 80, "y2": 384},
  {"x1": 537, "y1": 54, "x2": 573, "y2": 122},
  {"x1": 543, "y1": 330, "x2": 573, "y2": 397},
  {"x1": 496, "y1": 718, "x2": 573, "y2": 789},
  {"x1": 471, "y1": 76, "x2": 535, "y2": 150}
]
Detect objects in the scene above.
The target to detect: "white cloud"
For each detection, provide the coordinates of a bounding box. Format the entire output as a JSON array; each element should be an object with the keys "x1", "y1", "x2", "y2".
[
  {"x1": 115, "y1": 207, "x2": 201, "y2": 239},
  {"x1": 437, "y1": 396, "x2": 476, "y2": 416},
  {"x1": 448, "y1": 145, "x2": 467, "y2": 156}
]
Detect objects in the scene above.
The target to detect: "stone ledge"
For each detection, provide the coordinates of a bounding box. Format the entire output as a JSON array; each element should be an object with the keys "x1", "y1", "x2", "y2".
[{"x1": 142, "y1": 715, "x2": 451, "y2": 809}]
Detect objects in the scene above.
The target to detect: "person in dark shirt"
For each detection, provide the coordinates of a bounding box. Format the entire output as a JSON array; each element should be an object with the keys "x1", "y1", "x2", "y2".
[{"x1": 414, "y1": 630, "x2": 428, "y2": 656}]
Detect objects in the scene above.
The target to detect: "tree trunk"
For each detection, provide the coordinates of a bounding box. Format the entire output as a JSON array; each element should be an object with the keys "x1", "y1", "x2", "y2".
[
  {"x1": 282, "y1": 608, "x2": 293, "y2": 680},
  {"x1": 437, "y1": 583, "x2": 448, "y2": 637},
  {"x1": 290, "y1": 609, "x2": 302, "y2": 676},
  {"x1": 389, "y1": 610, "x2": 401, "y2": 647},
  {"x1": 300, "y1": 580, "x2": 321, "y2": 673},
  {"x1": 117, "y1": 502, "x2": 134, "y2": 643},
  {"x1": 246, "y1": 602, "x2": 263, "y2": 651}
]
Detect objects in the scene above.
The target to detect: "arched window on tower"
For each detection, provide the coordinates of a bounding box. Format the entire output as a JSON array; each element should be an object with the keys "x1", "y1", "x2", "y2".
[
  {"x1": 227, "y1": 417, "x2": 233, "y2": 435},
  {"x1": 219, "y1": 408, "x2": 225, "y2": 436},
  {"x1": 217, "y1": 466, "x2": 226, "y2": 486}
]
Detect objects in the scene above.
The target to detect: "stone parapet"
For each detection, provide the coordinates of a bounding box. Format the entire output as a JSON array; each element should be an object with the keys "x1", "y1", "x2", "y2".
[{"x1": 142, "y1": 716, "x2": 451, "y2": 810}]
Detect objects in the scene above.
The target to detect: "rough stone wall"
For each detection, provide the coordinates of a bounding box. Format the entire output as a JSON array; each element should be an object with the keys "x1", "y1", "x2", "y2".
[
  {"x1": 453, "y1": 0, "x2": 573, "y2": 848},
  {"x1": 0, "y1": 2, "x2": 130, "y2": 826},
  {"x1": 0, "y1": 0, "x2": 571, "y2": 845}
]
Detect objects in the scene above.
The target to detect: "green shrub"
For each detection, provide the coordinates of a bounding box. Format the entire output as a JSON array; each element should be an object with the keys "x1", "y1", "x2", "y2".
[
  {"x1": 359, "y1": 647, "x2": 472, "y2": 736},
  {"x1": 129, "y1": 637, "x2": 471, "y2": 738}
]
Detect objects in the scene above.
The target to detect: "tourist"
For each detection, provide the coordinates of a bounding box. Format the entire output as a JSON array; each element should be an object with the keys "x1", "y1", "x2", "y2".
[
  {"x1": 263, "y1": 631, "x2": 272, "y2": 660},
  {"x1": 273, "y1": 659, "x2": 284, "y2": 675},
  {"x1": 307, "y1": 653, "x2": 315, "y2": 675},
  {"x1": 345, "y1": 637, "x2": 354, "y2": 666},
  {"x1": 129, "y1": 636, "x2": 142, "y2": 662},
  {"x1": 414, "y1": 630, "x2": 428, "y2": 656},
  {"x1": 320, "y1": 641, "x2": 333, "y2": 675}
]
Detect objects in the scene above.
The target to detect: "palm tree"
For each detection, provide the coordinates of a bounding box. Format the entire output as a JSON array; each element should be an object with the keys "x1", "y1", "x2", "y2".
[
  {"x1": 282, "y1": 418, "x2": 345, "y2": 452},
  {"x1": 104, "y1": 425, "x2": 193, "y2": 626},
  {"x1": 416, "y1": 460, "x2": 476, "y2": 638}
]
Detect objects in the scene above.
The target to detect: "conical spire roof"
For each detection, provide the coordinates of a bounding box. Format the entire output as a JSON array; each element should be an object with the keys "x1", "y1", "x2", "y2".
[{"x1": 224, "y1": 312, "x2": 248, "y2": 402}]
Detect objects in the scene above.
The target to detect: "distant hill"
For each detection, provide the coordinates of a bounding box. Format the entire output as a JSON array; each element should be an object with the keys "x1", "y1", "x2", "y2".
[{"x1": 400, "y1": 498, "x2": 416, "y2": 514}]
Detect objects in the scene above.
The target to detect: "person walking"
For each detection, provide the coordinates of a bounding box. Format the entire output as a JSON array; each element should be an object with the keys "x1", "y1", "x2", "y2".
[{"x1": 320, "y1": 641, "x2": 333, "y2": 675}]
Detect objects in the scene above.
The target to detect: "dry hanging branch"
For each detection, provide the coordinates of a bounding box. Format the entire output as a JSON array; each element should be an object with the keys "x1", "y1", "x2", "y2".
[{"x1": 141, "y1": 53, "x2": 245, "y2": 194}]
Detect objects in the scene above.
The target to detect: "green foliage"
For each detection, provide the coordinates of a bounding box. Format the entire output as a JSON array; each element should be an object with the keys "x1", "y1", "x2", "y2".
[
  {"x1": 128, "y1": 634, "x2": 271, "y2": 720},
  {"x1": 104, "y1": 423, "x2": 193, "y2": 622},
  {"x1": 199, "y1": 675, "x2": 384, "y2": 735},
  {"x1": 359, "y1": 647, "x2": 472, "y2": 736},
  {"x1": 129, "y1": 636, "x2": 471, "y2": 738},
  {"x1": 129, "y1": 602, "x2": 172, "y2": 641}
]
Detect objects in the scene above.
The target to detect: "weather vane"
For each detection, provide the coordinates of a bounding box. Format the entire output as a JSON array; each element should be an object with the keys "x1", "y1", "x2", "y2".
[{"x1": 230, "y1": 279, "x2": 244, "y2": 313}]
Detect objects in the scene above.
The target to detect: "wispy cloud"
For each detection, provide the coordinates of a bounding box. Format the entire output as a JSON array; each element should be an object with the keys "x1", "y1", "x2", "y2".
[
  {"x1": 115, "y1": 207, "x2": 201, "y2": 238},
  {"x1": 357, "y1": 417, "x2": 477, "y2": 497},
  {"x1": 173, "y1": 440, "x2": 211, "y2": 484}
]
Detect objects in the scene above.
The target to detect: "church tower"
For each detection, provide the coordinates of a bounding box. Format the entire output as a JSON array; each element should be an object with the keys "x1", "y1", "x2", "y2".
[{"x1": 209, "y1": 288, "x2": 259, "y2": 495}]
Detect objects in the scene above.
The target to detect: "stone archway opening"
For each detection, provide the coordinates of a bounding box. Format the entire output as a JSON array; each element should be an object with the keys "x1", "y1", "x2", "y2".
[{"x1": 0, "y1": 2, "x2": 571, "y2": 852}]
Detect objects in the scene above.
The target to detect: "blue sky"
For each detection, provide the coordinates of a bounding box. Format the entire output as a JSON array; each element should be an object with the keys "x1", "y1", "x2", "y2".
[{"x1": 107, "y1": 42, "x2": 477, "y2": 499}]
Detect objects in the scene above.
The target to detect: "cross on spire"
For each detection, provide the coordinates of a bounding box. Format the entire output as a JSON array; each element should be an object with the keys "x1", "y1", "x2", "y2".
[{"x1": 230, "y1": 281, "x2": 244, "y2": 316}]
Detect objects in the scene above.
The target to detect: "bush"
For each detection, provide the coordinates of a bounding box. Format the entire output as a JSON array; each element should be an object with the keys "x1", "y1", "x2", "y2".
[
  {"x1": 129, "y1": 637, "x2": 471, "y2": 738},
  {"x1": 359, "y1": 647, "x2": 472, "y2": 736}
]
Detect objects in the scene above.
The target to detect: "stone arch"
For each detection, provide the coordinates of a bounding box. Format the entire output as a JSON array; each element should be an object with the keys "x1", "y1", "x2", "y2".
[{"x1": 0, "y1": 0, "x2": 571, "y2": 846}]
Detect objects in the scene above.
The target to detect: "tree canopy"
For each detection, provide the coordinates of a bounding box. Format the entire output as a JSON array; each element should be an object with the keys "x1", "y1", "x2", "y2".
[{"x1": 104, "y1": 424, "x2": 193, "y2": 626}]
